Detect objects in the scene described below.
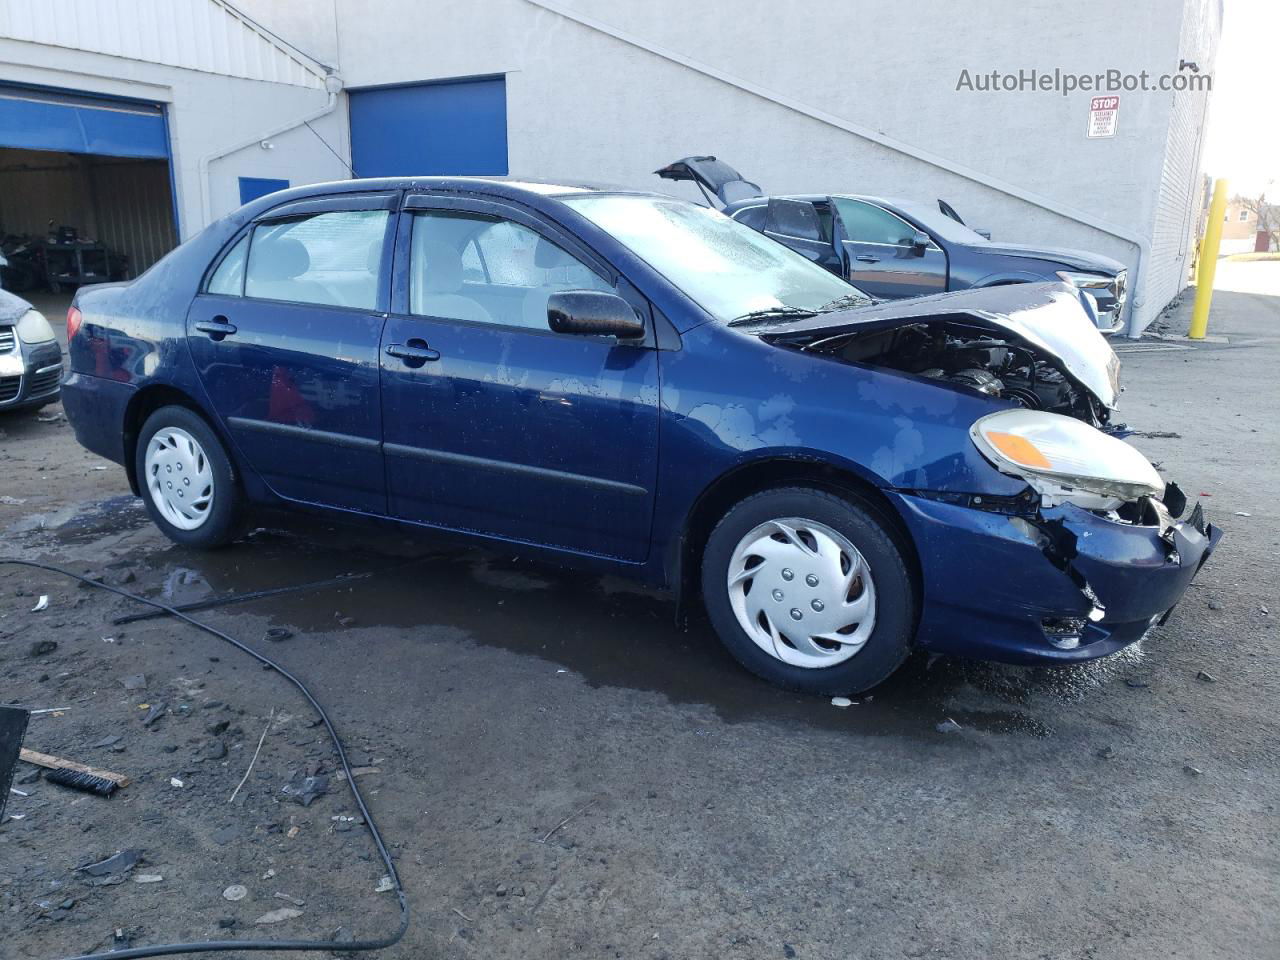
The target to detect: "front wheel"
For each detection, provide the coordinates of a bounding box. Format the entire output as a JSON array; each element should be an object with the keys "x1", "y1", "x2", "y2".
[
  {"x1": 701, "y1": 487, "x2": 917, "y2": 695},
  {"x1": 135, "y1": 405, "x2": 242, "y2": 548}
]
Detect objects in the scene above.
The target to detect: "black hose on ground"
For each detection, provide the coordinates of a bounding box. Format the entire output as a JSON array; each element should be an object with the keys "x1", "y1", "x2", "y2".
[{"x1": 0, "y1": 558, "x2": 410, "y2": 959}]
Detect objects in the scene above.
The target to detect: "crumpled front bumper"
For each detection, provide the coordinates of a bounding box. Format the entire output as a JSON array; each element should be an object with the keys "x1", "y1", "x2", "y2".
[{"x1": 889, "y1": 489, "x2": 1222, "y2": 664}]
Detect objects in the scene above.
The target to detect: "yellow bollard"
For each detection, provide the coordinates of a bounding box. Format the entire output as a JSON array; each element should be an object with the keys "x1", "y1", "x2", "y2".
[{"x1": 1189, "y1": 178, "x2": 1228, "y2": 339}]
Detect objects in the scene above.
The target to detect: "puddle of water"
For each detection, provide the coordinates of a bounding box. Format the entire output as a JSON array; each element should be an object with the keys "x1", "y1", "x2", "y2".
[{"x1": 33, "y1": 499, "x2": 1132, "y2": 739}]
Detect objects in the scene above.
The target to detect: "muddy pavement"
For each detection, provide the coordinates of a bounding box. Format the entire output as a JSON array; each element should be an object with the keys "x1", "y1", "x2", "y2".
[{"x1": 2, "y1": 274, "x2": 1278, "y2": 959}]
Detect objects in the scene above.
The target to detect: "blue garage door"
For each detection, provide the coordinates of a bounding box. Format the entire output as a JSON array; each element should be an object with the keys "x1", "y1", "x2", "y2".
[
  {"x1": 0, "y1": 83, "x2": 168, "y2": 158},
  {"x1": 348, "y1": 76, "x2": 508, "y2": 178}
]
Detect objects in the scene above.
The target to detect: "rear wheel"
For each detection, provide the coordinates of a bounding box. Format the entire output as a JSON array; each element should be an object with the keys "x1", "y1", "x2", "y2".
[
  {"x1": 135, "y1": 406, "x2": 241, "y2": 548},
  {"x1": 701, "y1": 486, "x2": 917, "y2": 695}
]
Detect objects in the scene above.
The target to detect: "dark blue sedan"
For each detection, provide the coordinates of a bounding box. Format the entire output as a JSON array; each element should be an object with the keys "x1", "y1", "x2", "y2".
[{"x1": 61, "y1": 177, "x2": 1218, "y2": 694}]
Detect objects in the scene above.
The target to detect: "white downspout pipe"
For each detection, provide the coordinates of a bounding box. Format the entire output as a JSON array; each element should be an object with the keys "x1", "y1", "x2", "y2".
[
  {"x1": 196, "y1": 74, "x2": 345, "y2": 233},
  {"x1": 524, "y1": 0, "x2": 1151, "y2": 336}
]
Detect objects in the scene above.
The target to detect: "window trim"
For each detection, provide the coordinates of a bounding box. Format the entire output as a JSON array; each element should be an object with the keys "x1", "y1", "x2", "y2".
[
  {"x1": 393, "y1": 192, "x2": 655, "y2": 345},
  {"x1": 200, "y1": 201, "x2": 397, "y2": 313},
  {"x1": 833, "y1": 197, "x2": 940, "y2": 250}
]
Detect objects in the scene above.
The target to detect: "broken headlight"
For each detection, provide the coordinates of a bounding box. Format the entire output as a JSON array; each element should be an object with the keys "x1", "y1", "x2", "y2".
[{"x1": 970, "y1": 409, "x2": 1164, "y2": 510}]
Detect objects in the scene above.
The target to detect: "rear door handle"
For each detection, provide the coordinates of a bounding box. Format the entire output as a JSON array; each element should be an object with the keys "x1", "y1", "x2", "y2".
[
  {"x1": 195, "y1": 318, "x2": 238, "y2": 340},
  {"x1": 385, "y1": 339, "x2": 441, "y2": 367},
  {"x1": 855, "y1": 255, "x2": 880, "y2": 263}
]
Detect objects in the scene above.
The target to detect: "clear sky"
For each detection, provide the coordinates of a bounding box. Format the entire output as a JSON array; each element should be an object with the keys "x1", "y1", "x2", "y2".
[{"x1": 1200, "y1": 0, "x2": 1280, "y2": 198}]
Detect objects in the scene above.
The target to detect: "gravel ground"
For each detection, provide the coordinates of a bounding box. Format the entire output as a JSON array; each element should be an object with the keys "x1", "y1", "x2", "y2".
[{"x1": 1, "y1": 266, "x2": 1277, "y2": 960}]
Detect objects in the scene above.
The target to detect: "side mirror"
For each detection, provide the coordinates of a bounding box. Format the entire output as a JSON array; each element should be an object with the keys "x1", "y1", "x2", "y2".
[
  {"x1": 547, "y1": 290, "x2": 645, "y2": 339},
  {"x1": 910, "y1": 231, "x2": 931, "y2": 253}
]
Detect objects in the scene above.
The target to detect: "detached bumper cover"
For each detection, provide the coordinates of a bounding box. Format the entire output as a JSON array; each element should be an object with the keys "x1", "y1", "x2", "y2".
[{"x1": 890, "y1": 491, "x2": 1222, "y2": 664}]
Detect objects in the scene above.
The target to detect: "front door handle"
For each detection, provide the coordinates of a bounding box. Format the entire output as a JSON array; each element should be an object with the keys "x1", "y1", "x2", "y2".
[
  {"x1": 385, "y1": 339, "x2": 441, "y2": 368},
  {"x1": 855, "y1": 255, "x2": 880, "y2": 263},
  {"x1": 195, "y1": 318, "x2": 238, "y2": 341}
]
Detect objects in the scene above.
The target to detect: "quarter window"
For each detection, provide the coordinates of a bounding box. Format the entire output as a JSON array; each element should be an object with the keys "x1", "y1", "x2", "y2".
[
  {"x1": 731, "y1": 205, "x2": 767, "y2": 231},
  {"x1": 832, "y1": 198, "x2": 919, "y2": 246},
  {"x1": 243, "y1": 209, "x2": 389, "y2": 309},
  {"x1": 409, "y1": 211, "x2": 611, "y2": 329},
  {"x1": 207, "y1": 234, "x2": 249, "y2": 296}
]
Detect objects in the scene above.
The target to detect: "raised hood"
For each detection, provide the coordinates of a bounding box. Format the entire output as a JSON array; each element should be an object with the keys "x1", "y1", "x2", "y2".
[
  {"x1": 0, "y1": 288, "x2": 31, "y2": 324},
  {"x1": 754, "y1": 282, "x2": 1122, "y2": 410}
]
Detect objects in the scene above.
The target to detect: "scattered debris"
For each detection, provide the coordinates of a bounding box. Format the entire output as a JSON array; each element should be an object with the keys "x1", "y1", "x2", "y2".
[
  {"x1": 1233, "y1": 511, "x2": 1251, "y2": 517},
  {"x1": 280, "y1": 771, "x2": 329, "y2": 807},
  {"x1": 210, "y1": 825, "x2": 239, "y2": 846},
  {"x1": 78, "y1": 849, "x2": 142, "y2": 879},
  {"x1": 92, "y1": 735, "x2": 123, "y2": 749},
  {"x1": 264, "y1": 627, "x2": 293, "y2": 642},
  {"x1": 19, "y1": 747, "x2": 129, "y2": 794},
  {"x1": 141, "y1": 703, "x2": 167, "y2": 727},
  {"x1": 28, "y1": 639, "x2": 58, "y2": 657},
  {"x1": 30, "y1": 595, "x2": 49, "y2": 612},
  {"x1": 334, "y1": 613, "x2": 356, "y2": 628},
  {"x1": 133, "y1": 874, "x2": 164, "y2": 884},
  {"x1": 222, "y1": 884, "x2": 248, "y2": 902},
  {"x1": 169, "y1": 777, "x2": 185, "y2": 788},
  {"x1": 0, "y1": 495, "x2": 26, "y2": 505},
  {"x1": 119, "y1": 674, "x2": 147, "y2": 691},
  {"x1": 228, "y1": 709, "x2": 273, "y2": 804},
  {"x1": 935, "y1": 718, "x2": 962, "y2": 734},
  {"x1": 830, "y1": 696, "x2": 854, "y2": 708},
  {"x1": 452, "y1": 907, "x2": 474, "y2": 923},
  {"x1": 273, "y1": 892, "x2": 305, "y2": 907},
  {"x1": 1183, "y1": 764, "x2": 1203, "y2": 776},
  {"x1": 375, "y1": 876, "x2": 394, "y2": 893},
  {"x1": 1196, "y1": 670, "x2": 1217, "y2": 683},
  {"x1": 1124, "y1": 678, "x2": 1151, "y2": 689},
  {"x1": 535, "y1": 799, "x2": 595, "y2": 844},
  {"x1": 1097, "y1": 746, "x2": 1117, "y2": 760},
  {"x1": 1207, "y1": 600, "x2": 1223, "y2": 610},
  {"x1": 254, "y1": 907, "x2": 304, "y2": 925}
]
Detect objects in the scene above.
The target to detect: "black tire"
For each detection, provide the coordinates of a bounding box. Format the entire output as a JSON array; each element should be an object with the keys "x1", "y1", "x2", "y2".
[
  {"x1": 134, "y1": 405, "x2": 242, "y2": 548},
  {"x1": 700, "y1": 486, "x2": 917, "y2": 695}
]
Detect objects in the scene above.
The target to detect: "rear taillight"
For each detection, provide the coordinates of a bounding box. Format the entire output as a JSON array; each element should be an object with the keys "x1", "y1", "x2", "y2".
[{"x1": 66, "y1": 305, "x2": 83, "y2": 341}]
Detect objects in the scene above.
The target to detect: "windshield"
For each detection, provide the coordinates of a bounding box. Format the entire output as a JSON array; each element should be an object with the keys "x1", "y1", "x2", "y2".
[
  {"x1": 871, "y1": 198, "x2": 991, "y2": 246},
  {"x1": 561, "y1": 194, "x2": 867, "y2": 322}
]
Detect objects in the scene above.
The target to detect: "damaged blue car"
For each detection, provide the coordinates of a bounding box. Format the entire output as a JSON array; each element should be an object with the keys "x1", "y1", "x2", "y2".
[{"x1": 60, "y1": 178, "x2": 1220, "y2": 694}]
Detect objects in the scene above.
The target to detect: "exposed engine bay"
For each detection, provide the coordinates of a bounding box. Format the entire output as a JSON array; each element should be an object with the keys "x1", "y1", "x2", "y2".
[{"x1": 795, "y1": 318, "x2": 1111, "y2": 426}]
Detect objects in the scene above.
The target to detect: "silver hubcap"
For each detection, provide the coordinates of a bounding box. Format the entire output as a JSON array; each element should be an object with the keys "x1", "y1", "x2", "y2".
[
  {"x1": 144, "y1": 427, "x2": 214, "y2": 531},
  {"x1": 726, "y1": 517, "x2": 877, "y2": 668}
]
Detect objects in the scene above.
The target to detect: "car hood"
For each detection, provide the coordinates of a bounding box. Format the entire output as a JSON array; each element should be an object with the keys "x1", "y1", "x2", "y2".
[
  {"x1": 972, "y1": 241, "x2": 1126, "y2": 275},
  {"x1": 0, "y1": 287, "x2": 32, "y2": 324},
  {"x1": 750, "y1": 282, "x2": 1122, "y2": 409}
]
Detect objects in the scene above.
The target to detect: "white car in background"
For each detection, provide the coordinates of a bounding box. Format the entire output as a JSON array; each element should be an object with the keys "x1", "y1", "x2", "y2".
[{"x1": 0, "y1": 288, "x2": 63, "y2": 413}]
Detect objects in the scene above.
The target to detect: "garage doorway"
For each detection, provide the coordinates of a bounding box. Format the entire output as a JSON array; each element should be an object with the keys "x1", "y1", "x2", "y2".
[{"x1": 0, "y1": 83, "x2": 178, "y2": 302}]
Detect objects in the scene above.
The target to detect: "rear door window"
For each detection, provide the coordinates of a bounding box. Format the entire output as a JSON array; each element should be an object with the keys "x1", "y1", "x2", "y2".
[{"x1": 244, "y1": 209, "x2": 389, "y2": 309}]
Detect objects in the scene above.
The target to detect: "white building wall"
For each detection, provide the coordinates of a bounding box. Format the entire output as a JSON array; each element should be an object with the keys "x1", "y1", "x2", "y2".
[
  {"x1": 1146, "y1": 0, "x2": 1221, "y2": 314},
  {"x1": 332, "y1": 0, "x2": 1216, "y2": 334}
]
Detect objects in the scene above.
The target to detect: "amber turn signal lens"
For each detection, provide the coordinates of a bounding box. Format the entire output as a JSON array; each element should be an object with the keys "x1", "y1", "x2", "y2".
[{"x1": 985, "y1": 431, "x2": 1052, "y2": 469}]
